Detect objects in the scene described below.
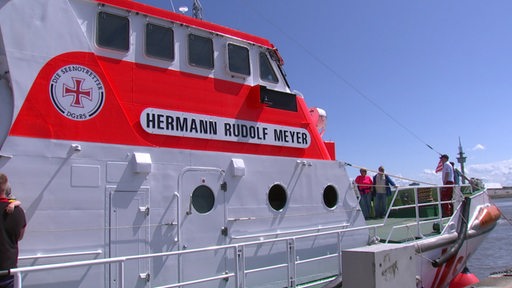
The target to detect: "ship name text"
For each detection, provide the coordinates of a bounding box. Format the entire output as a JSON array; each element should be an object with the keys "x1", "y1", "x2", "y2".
[{"x1": 140, "y1": 108, "x2": 310, "y2": 148}]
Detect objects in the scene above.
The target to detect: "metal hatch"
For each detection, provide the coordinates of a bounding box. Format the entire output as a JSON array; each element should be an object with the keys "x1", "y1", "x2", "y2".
[
  {"x1": 108, "y1": 187, "x2": 151, "y2": 288},
  {"x1": 178, "y1": 167, "x2": 226, "y2": 287}
]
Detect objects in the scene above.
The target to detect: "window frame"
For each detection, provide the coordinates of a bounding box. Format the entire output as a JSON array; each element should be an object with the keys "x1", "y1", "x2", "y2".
[
  {"x1": 259, "y1": 52, "x2": 279, "y2": 84},
  {"x1": 187, "y1": 33, "x2": 214, "y2": 70},
  {"x1": 144, "y1": 22, "x2": 175, "y2": 62},
  {"x1": 96, "y1": 11, "x2": 130, "y2": 52},
  {"x1": 227, "y1": 42, "x2": 251, "y2": 77}
]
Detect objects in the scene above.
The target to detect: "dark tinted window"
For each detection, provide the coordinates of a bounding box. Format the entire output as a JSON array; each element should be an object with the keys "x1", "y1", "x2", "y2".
[
  {"x1": 188, "y1": 34, "x2": 214, "y2": 69},
  {"x1": 259, "y1": 52, "x2": 278, "y2": 83},
  {"x1": 97, "y1": 12, "x2": 129, "y2": 52},
  {"x1": 228, "y1": 43, "x2": 250, "y2": 76},
  {"x1": 145, "y1": 23, "x2": 174, "y2": 61},
  {"x1": 323, "y1": 185, "x2": 338, "y2": 209},
  {"x1": 191, "y1": 185, "x2": 215, "y2": 214},
  {"x1": 268, "y1": 184, "x2": 287, "y2": 212}
]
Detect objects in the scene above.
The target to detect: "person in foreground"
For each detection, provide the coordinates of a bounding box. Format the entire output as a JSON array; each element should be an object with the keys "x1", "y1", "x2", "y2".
[
  {"x1": 0, "y1": 173, "x2": 26, "y2": 288},
  {"x1": 4, "y1": 184, "x2": 21, "y2": 214}
]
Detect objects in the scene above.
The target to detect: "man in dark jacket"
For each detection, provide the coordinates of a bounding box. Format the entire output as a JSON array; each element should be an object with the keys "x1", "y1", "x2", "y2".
[{"x1": 0, "y1": 173, "x2": 26, "y2": 288}]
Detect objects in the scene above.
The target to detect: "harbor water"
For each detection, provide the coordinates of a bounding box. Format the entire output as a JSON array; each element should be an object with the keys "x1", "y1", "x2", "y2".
[{"x1": 467, "y1": 197, "x2": 512, "y2": 279}]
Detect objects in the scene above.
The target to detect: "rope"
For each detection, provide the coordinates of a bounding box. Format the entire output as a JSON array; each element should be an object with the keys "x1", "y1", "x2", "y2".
[
  {"x1": 501, "y1": 211, "x2": 512, "y2": 226},
  {"x1": 345, "y1": 162, "x2": 437, "y2": 186},
  {"x1": 489, "y1": 198, "x2": 512, "y2": 226},
  {"x1": 239, "y1": 1, "x2": 442, "y2": 157}
]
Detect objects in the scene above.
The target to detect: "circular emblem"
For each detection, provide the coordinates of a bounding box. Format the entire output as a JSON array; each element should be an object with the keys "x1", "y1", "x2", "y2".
[{"x1": 49, "y1": 65, "x2": 105, "y2": 121}]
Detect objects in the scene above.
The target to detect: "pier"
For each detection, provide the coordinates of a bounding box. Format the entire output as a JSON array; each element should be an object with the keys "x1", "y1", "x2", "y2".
[
  {"x1": 470, "y1": 273, "x2": 512, "y2": 287},
  {"x1": 487, "y1": 186, "x2": 512, "y2": 199}
]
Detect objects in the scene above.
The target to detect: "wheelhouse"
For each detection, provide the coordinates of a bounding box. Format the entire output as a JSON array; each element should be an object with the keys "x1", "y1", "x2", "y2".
[{"x1": 93, "y1": 4, "x2": 289, "y2": 92}]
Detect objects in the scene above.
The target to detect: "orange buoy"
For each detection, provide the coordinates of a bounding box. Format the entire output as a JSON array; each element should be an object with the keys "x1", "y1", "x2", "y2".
[
  {"x1": 471, "y1": 205, "x2": 501, "y2": 229},
  {"x1": 449, "y1": 267, "x2": 479, "y2": 288}
]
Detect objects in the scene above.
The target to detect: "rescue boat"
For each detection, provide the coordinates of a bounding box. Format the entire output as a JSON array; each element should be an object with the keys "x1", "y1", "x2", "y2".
[{"x1": 0, "y1": 0, "x2": 500, "y2": 287}]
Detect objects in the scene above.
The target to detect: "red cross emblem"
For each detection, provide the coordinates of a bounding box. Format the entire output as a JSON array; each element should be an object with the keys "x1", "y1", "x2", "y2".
[
  {"x1": 63, "y1": 77, "x2": 93, "y2": 108},
  {"x1": 50, "y1": 65, "x2": 105, "y2": 121}
]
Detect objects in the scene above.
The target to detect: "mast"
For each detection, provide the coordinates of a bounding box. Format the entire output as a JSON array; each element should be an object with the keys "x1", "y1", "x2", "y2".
[
  {"x1": 171, "y1": 0, "x2": 202, "y2": 19},
  {"x1": 193, "y1": 0, "x2": 203, "y2": 19},
  {"x1": 457, "y1": 137, "x2": 467, "y2": 184}
]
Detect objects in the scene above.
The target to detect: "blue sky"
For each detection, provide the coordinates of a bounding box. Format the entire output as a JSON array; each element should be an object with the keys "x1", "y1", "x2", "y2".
[{"x1": 140, "y1": 0, "x2": 512, "y2": 186}]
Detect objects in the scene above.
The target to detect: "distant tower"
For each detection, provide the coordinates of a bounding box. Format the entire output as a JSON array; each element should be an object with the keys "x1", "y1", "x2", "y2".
[{"x1": 457, "y1": 137, "x2": 467, "y2": 183}]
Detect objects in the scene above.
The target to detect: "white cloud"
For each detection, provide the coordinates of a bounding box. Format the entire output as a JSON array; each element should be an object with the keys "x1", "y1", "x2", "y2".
[
  {"x1": 472, "y1": 144, "x2": 485, "y2": 151},
  {"x1": 419, "y1": 169, "x2": 442, "y2": 185},
  {"x1": 465, "y1": 159, "x2": 512, "y2": 186},
  {"x1": 415, "y1": 159, "x2": 512, "y2": 187}
]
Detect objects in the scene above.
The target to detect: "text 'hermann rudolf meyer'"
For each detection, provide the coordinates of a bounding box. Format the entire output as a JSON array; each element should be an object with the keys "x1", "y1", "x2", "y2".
[{"x1": 140, "y1": 108, "x2": 310, "y2": 148}]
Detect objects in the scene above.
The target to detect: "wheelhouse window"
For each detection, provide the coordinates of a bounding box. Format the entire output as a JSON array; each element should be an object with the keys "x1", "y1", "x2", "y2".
[
  {"x1": 228, "y1": 43, "x2": 250, "y2": 76},
  {"x1": 259, "y1": 52, "x2": 278, "y2": 83},
  {"x1": 96, "y1": 11, "x2": 129, "y2": 52},
  {"x1": 145, "y1": 23, "x2": 174, "y2": 61},
  {"x1": 188, "y1": 34, "x2": 214, "y2": 69}
]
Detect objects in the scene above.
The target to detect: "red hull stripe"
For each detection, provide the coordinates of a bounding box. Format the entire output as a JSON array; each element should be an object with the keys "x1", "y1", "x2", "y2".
[{"x1": 11, "y1": 52, "x2": 331, "y2": 160}]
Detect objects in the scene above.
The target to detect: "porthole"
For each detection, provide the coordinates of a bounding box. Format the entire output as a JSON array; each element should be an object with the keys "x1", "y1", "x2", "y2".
[
  {"x1": 191, "y1": 185, "x2": 215, "y2": 214},
  {"x1": 323, "y1": 185, "x2": 338, "y2": 209},
  {"x1": 268, "y1": 184, "x2": 287, "y2": 211}
]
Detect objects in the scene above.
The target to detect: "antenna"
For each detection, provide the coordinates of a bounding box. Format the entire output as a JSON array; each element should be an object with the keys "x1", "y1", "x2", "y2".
[
  {"x1": 192, "y1": 0, "x2": 203, "y2": 19},
  {"x1": 457, "y1": 137, "x2": 467, "y2": 184}
]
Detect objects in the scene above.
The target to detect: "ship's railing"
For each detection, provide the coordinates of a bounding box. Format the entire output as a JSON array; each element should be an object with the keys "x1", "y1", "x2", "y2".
[
  {"x1": 18, "y1": 250, "x2": 103, "y2": 261},
  {"x1": 5, "y1": 184, "x2": 479, "y2": 288},
  {"x1": 376, "y1": 184, "x2": 474, "y2": 243},
  {"x1": 7, "y1": 223, "x2": 377, "y2": 288}
]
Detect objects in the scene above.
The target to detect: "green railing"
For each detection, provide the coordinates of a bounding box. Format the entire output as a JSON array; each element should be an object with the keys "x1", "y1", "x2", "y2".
[{"x1": 378, "y1": 184, "x2": 474, "y2": 242}]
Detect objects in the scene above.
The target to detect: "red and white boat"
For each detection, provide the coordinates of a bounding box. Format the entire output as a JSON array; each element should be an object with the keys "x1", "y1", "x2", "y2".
[{"x1": 0, "y1": 0, "x2": 500, "y2": 287}]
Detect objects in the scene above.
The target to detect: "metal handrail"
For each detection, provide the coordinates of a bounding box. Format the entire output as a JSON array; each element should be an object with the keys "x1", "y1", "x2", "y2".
[
  {"x1": 230, "y1": 222, "x2": 350, "y2": 239},
  {"x1": 8, "y1": 222, "x2": 373, "y2": 288},
  {"x1": 19, "y1": 250, "x2": 102, "y2": 260},
  {"x1": 7, "y1": 184, "x2": 477, "y2": 287},
  {"x1": 382, "y1": 184, "x2": 472, "y2": 242}
]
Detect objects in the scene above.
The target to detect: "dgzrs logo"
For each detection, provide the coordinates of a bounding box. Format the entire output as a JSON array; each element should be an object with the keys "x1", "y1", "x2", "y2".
[{"x1": 49, "y1": 65, "x2": 105, "y2": 121}]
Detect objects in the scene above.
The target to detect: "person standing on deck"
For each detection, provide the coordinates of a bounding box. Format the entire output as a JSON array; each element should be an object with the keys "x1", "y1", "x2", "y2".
[
  {"x1": 4, "y1": 185, "x2": 21, "y2": 214},
  {"x1": 438, "y1": 154, "x2": 454, "y2": 217},
  {"x1": 450, "y1": 162, "x2": 461, "y2": 185},
  {"x1": 372, "y1": 166, "x2": 396, "y2": 218},
  {"x1": 0, "y1": 173, "x2": 26, "y2": 288},
  {"x1": 355, "y1": 168, "x2": 373, "y2": 220}
]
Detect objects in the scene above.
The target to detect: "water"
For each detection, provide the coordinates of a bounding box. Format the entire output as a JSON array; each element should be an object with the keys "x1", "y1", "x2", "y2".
[{"x1": 467, "y1": 197, "x2": 512, "y2": 280}]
